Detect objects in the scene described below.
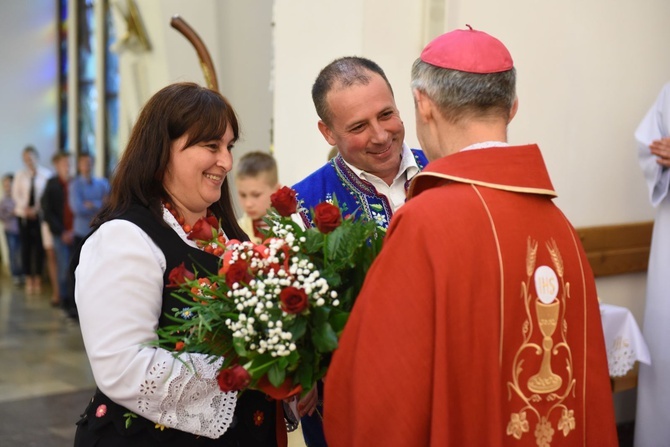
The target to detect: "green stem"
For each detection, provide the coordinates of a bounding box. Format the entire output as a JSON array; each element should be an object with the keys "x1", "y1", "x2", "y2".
[{"x1": 244, "y1": 357, "x2": 280, "y2": 375}]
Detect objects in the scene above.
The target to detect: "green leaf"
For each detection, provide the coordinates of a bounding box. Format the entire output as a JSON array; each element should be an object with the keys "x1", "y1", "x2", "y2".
[
  {"x1": 312, "y1": 306, "x2": 330, "y2": 326},
  {"x1": 303, "y1": 228, "x2": 325, "y2": 253},
  {"x1": 295, "y1": 351, "x2": 315, "y2": 390},
  {"x1": 329, "y1": 308, "x2": 350, "y2": 334},
  {"x1": 247, "y1": 353, "x2": 278, "y2": 378},
  {"x1": 232, "y1": 336, "x2": 248, "y2": 357},
  {"x1": 287, "y1": 316, "x2": 307, "y2": 340},
  {"x1": 312, "y1": 321, "x2": 339, "y2": 353},
  {"x1": 267, "y1": 362, "x2": 286, "y2": 387},
  {"x1": 123, "y1": 412, "x2": 138, "y2": 429}
]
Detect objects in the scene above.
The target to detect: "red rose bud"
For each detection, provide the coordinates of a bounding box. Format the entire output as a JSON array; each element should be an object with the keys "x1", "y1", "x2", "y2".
[
  {"x1": 167, "y1": 262, "x2": 195, "y2": 288},
  {"x1": 174, "y1": 341, "x2": 185, "y2": 351},
  {"x1": 217, "y1": 365, "x2": 251, "y2": 392},
  {"x1": 271, "y1": 186, "x2": 298, "y2": 217},
  {"x1": 206, "y1": 215, "x2": 219, "y2": 228},
  {"x1": 279, "y1": 286, "x2": 309, "y2": 314},
  {"x1": 313, "y1": 202, "x2": 342, "y2": 234},
  {"x1": 188, "y1": 216, "x2": 217, "y2": 241},
  {"x1": 225, "y1": 260, "x2": 253, "y2": 288}
]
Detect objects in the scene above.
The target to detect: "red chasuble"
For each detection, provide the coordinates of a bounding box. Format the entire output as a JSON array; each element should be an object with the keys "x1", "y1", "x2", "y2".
[{"x1": 323, "y1": 145, "x2": 617, "y2": 446}]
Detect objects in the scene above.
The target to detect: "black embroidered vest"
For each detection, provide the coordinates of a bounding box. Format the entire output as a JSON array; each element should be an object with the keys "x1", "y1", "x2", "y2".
[{"x1": 73, "y1": 204, "x2": 278, "y2": 447}]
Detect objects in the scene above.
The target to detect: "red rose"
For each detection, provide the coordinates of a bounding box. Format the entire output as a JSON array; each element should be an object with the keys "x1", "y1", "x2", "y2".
[
  {"x1": 188, "y1": 216, "x2": 219, "y2": 241},
  {"x1": 226, "y1": 260, "x2": 252, "y2": 288},
  {"x1": 271, "y1": 186, "x2": 298, "y2": 217},
  {"x1": 217, "y1": 365, "x2": 251, "y2": 392},
  {"x1": 313, "y1": 202, "x2": 342, "y2": 234},
  {"x1": 279, "y1": 286, "x2": 308, "y2": 314},
  {"x1": 167, "y1": 262, "x2": 195, "y2": 288}
]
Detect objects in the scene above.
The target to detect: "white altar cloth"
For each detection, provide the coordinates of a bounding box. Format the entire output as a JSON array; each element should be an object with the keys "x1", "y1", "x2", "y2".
[{"x1": 600, "y1": 303, "x2": 651, "y2": 377}]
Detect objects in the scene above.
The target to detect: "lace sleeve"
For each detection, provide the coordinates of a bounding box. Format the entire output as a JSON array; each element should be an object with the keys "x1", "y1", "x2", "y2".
[{"x1": 140, "y1": 355, "x2": 237, "y2": 438}]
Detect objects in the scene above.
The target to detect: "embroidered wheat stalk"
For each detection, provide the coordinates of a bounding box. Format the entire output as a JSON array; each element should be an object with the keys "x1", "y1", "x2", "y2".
[
  {"x1": 545, "y1": 238, "x2": 564, "y2": 278},
  {"x1": 526, "y1": 237, "x2": 538, "y2": 278}
]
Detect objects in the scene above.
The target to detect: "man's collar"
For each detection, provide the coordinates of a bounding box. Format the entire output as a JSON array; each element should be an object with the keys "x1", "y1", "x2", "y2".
[
  {"x1": 341, "y1": 143, "x2": 420, "y2": 183},
  {"x1": 460, "y1": 141, "x2": 509, "y2": 152}
]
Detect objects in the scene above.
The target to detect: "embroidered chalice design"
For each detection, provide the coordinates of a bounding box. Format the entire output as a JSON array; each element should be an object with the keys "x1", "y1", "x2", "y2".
[
  {"x1": 507, "y1": 238, "x2": 576, "y2": 445},
  {"x1": 528, "y1": 265, "x2": 562, "y2": 393},
  {"x1": 527, "y1": 265, "x2": 563, "y2": 394}
]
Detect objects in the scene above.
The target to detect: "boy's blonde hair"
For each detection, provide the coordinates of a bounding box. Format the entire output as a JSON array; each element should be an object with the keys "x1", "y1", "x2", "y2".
[{"x1": 236, "y1": 151, "x2": 278, "y2": 186}]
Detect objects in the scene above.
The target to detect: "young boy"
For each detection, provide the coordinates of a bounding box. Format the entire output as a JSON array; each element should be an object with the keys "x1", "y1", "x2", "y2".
[
  {"x1": 235, "y1": 151, "x2": 280, "y2": 243},
  {"x1": 0, "y1": 173, "x2": 23, "y2": 285}
]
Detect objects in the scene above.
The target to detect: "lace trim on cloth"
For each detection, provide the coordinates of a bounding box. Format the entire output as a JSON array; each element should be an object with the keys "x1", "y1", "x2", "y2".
[
  {"x1": 607, "y1": 339, "x2": 637, "y2": 377},
  {"x1": 155, "y1": 356, "x2": 237, "y2": 438},
  {"x1": 137, "y1": 361, "x2": 168, "y2": 413}
]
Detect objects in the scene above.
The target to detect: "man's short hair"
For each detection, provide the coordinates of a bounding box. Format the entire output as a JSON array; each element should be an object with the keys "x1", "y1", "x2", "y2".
[
  {"x1": 312, "y1": 56, "x2": 394, "y2": 125},
  {"x1": 23, "y1": 145, "x2": 38, "y2": 156},
  {"x1": 51, "y1": 150, "x2": 71, "y2": 164},
  {"x1": 236, "y1": 151, "x2": 278, "y2": 186},
  {"x1": 411, "y1": 59, "x2": 516, "y2": 123}
]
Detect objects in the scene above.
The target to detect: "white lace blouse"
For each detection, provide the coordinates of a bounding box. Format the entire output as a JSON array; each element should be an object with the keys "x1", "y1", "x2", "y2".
[{"x1": 74, "y1": 208, "x2": 236, "y2": 439}]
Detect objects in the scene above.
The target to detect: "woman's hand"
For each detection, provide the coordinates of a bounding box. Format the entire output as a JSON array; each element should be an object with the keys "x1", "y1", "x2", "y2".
[
  {"x1": 650, "y1": 137, "x2": 670, "y2": 167},
  {"x1": 297, "y1": 385, "x2": 319, "y2": 417}
]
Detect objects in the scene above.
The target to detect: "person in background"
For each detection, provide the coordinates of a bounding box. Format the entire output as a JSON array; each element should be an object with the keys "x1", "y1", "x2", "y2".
[
  {"x1": 69, "y1": 152, "x2": 110, "y2": 249},
  {"x1": 41, "y1": 151, "x2": 75, "y2": 314},
  {"x1": 234, "y1": 151, "x2": 280, "y2": 243},
  {"x1": 0, "y1": 173, "x2": 23, "y2": 285},
  {"x1": 323, "y1": 26, "x2": 617, "y2": 446},
  {"x1": 12, "y1": 145, "x2": 51, "y2": 295},
  {"x1": 73, "y1": 82, "x2": 284, "y2": 446},
  {"x1": 41, "y1": 199, "x2": 60, "y2": 305},
  {"x1": 634, "y1": 81, "x2": 670, "y2": 446},
  {"x1": 292, "y1": 56, "x2": 429, "y2": 447}
]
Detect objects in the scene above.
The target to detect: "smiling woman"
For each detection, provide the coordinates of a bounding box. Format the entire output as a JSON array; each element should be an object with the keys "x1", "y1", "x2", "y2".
[{"x1": 71, "y1": 82, "x2": 287, "y2": 446}]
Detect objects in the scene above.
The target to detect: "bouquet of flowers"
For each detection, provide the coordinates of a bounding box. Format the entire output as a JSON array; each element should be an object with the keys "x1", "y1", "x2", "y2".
[{"x1": 156, "y1": 187, "x2": 383, "y2": 398}]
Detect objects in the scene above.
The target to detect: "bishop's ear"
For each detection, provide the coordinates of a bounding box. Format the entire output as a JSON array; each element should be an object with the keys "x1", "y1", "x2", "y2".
[
  {"x1": 508, "y1": 96, "x2": 519, "y2": 124},
  {"x1": 412, "y1": 89, "x2": 434, "y2": 123}
]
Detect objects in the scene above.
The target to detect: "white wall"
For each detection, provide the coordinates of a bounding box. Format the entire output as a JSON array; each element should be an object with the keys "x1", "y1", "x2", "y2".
[
  {"x1": 273, "y1": 0, "x2": 424, "y2": 186},
  {"x1": 113, "y1": 0, "x2": 273, "y2": 159},
  {"x1": 0, "y1": 1, "x2": 58, "y2": 173},
  {"x1": 0, "y1": 0, "x2": 58, "y2": 272}
]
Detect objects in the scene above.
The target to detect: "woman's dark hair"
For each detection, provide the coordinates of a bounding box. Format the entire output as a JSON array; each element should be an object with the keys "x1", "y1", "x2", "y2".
[{"x1": 93, "y1": 82, "x2": 246, "y2": 240}]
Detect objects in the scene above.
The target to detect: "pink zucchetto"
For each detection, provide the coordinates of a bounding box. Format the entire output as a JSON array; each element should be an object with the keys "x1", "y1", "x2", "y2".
[{"x1": 420, "y1": 25, "x2": 513, "y2": 74}]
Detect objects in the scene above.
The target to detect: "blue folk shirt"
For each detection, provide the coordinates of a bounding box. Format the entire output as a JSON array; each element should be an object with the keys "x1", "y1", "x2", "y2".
[
  {"x1": 292, "y1": 147, "x2": 428, "y2": 230},
  {"x1": 69, "y1": 175, "x2": 110, "y2": 237}
]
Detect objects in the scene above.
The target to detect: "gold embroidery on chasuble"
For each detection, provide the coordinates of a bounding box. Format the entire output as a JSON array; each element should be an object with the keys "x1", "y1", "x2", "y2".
[{"x1": 506, "y1": 237, "x2": 575, "y2": 446}]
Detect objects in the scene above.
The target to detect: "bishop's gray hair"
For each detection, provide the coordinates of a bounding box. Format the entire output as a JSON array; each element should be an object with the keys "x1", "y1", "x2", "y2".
[{"x1": 411, "y1": 58, "x2": 516, "y2": 123}]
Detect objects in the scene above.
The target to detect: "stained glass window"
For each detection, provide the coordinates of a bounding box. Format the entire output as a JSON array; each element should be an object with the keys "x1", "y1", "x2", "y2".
[
  {"x1": 105, "y1": 4, "x2": 119, "y2": 176},
  {"x1": 58, "y1": 0, "x2": 68, "y2": 151},
  {"x1": 77, "y1": 0, "x2": 96, "y2": 157},
  {"x1": 58, "y1": 0, "x2": 119, "y2": 176}
]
